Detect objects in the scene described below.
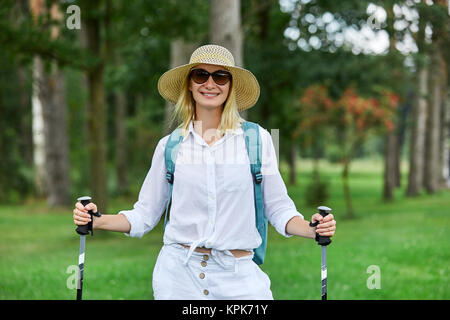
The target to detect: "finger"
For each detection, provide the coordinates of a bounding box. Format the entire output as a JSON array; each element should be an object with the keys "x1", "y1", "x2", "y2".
[
  {"x1": 74, "y1": 219, "x2": 89, "y2": 226},
  {"x1": 73, "y1": 215, "x2": 90, "y2": 225},
  {"x1": 311, "y1": 213, "x2": 323, "y2": 223},
  {"x1": 323, "y1": 214, "x2": 334, "y2": 222},
  {"x1": 318, "y1": 231, "x2": 335, "y2": 237},
  {"x1": 317, "y1": 226, "x2": 335, "y2": 233},
  {"x1": 84, "y1": 203, "x2": 98, "y2": 213},
  {"x1": 74, "y1": 218, "x2": 88, "y2": 225},
  {"x1": 317, "y1": 220, "x2": 336, "y2": 229},
  {"x1": 75, "y1": 202, "x2": 87, "y2": 211},
  {"x1": 74, "y1": 208, "x2": 90, "y2": 219},
  {"x1": 317, "y1": 226, "x2": 336, "y2": 236},
  {"x1": 74, "y1": 212, "x2": 91, "y2": 223}
]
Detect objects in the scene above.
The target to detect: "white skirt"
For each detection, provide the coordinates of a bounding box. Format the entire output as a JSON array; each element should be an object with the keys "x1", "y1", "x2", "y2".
[{"x1": 152, "y1": 243, "x2": 274, "y2": 300}]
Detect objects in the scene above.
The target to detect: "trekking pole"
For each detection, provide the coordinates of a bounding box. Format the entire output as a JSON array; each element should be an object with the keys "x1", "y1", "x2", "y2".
[
  {"x1": 309, "y1": 205, "x2": 332, "y2": 300},
  {"x1": 75, "y1": 196, "x2": 101, "y2": 300}
]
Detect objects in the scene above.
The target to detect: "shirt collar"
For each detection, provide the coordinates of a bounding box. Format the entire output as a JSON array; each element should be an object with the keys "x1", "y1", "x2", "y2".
[{"x1": 182, "y1": 119, "x2": 243, "y2": 142}]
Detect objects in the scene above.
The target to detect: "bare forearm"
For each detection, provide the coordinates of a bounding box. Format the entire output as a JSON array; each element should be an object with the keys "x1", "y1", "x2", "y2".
[
  {"x1": 93, "y1": 213, "x2": 131, "y2": 233},
  {"x1": 285, "y1": 216, "x2": 316, "y2": 239}
]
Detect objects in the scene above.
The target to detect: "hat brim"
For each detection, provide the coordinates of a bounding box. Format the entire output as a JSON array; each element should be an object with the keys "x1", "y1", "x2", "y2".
[{"x1": 157, "y1": 62, "x2": 260, "y2": 112}]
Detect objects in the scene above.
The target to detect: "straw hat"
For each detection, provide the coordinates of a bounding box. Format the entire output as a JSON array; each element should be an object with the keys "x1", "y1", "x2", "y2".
[{"x1": 157, "y1": 44, "x2": 260, "y2": 112}]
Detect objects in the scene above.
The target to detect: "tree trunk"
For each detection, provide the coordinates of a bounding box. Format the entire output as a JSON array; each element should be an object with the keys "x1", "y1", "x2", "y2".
[
  {"x1": 79, "y1": 20, "x2": 89, "y2": 153},
  {"x1": 383, "y1": 131, "x2": 397, "y2": 201},
  {"x1": 85, "y1": 0, "x2": 108, "y2": 211},
  {"x1": 254, "y1": 0, "x2": 271, "y2": 123},
  {"x1": 424, "y1": 41, "x2": 443, "y2": 194},
  {"x1": 44, "y1": 3, "x2": 70, "y2": 207},
  {"x1": 210, "y1": 0, "x2": 245, "y2": 118},
  {"x1": 40, "y1": 62, "x2": 71, "y2": 207},
  {"x1": 407, "y1": 67, "x2": 428, "y2": 196},
  {"x1": 29, "y1": 0, "x2": 71, "y2": 206},
  {"x1": 210, "y1": 0, "x2": 243, "y2": 66},
  {"x1": 17, "y1": 67, "x2": 33, "y2": 167},
  {"x1": 31, "y1": 56, "x2": 48, "y2": 198},
  {"x1": 384, "y1": 4, "x2": 401, "y2": 192},
  {"x1": 438, "y1": 59, "x2": 449, "y2": 188},
  {"x1": 115, "y1": 88, "x2": 128, "y2": 195},
  {"x1": 30, "y1": 0, "x2": 47, "y2": 198},
  {"x1": 342, "y1": 158, "x2": 354, "y2": 219},
  {"x1": 164, "y1": 39, "x2": 199, "y2": 135},
  {"x1": 394, "y1": 99, "x2": 410, "y2": 188}
]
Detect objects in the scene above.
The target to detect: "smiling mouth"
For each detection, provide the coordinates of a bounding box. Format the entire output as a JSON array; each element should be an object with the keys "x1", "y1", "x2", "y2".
[{"x1": 201, "y1": 92, "x2": 220, "y2": 97}]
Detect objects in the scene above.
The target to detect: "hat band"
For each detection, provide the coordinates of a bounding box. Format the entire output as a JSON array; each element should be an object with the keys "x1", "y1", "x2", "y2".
[{"x1": 190, "y1": 52, "x2": 234, "y2": 66}]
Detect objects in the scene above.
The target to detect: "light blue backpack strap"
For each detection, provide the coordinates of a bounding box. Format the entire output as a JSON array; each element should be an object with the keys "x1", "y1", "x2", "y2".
[
  {"x1": 242, "y1": 121, "x2": 267, "y2": 265},
  {"x1": 163, "y1": 127, "x2": 184, "y2": 229}
]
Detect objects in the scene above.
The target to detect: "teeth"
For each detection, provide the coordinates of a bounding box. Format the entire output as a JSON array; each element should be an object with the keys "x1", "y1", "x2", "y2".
[{"x1": 202, "y1": 93, "x2": 219, "y2": 96}]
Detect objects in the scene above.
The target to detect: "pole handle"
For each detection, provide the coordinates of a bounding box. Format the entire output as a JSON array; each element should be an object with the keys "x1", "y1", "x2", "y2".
[
  {"x1": 316, "y1": 206, "x2": 332, "y2": 246},
  {"x1": 76, "y1": 197, "x2": 93, "y2": 236},
  {"x1": 75, "y1": 196, "x2": 101, "y2": 236}
]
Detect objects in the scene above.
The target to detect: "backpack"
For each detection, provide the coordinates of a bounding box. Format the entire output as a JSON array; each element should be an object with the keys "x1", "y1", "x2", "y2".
[{"x1": 163, "y1": 121, "x2": 268, "y2": 265}]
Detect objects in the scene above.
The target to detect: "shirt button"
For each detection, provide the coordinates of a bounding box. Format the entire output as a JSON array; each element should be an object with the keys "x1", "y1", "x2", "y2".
[
  {"x1": 203, "y1": 255, "x2": 209, "y2": 261},
  {"x1": 201, "y1": 261, "x2": 207, "y2": 267},
  {"x1": 203, "y1": 289, "x2": 209, "y2": 296},
  {"x1": 199, "y1": 273, "x2": 205, "y2": 279}
]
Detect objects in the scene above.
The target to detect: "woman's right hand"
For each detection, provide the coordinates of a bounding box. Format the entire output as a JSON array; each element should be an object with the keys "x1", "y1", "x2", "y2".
[{"x1": 73, "y1": 202, "x2": 98, "y2": 226}]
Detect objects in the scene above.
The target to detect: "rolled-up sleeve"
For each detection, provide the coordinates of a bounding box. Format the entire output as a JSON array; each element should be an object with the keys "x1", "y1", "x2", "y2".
[
  {"x1": 260, "y1": 127, "x2": 303, "y2": 237},
  {"x1": 119, "y1": 136, "x2": 170, "y2": 238}
]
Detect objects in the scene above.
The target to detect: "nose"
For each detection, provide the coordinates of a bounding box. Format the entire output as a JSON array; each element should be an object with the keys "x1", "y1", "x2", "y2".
[{"x1": 204, "y1": 74, "x2": 216, "y2": 88}]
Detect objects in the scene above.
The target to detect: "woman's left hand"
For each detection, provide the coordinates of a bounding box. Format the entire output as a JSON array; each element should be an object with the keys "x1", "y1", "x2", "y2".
[{"x1": 311, "y1": 213, "x2": 336, "y2": 237}]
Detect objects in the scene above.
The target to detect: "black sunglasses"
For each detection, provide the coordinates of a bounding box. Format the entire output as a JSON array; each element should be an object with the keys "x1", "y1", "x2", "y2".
[{"x1": 189, "y1": 68, "x2": 232, "y2": 86}]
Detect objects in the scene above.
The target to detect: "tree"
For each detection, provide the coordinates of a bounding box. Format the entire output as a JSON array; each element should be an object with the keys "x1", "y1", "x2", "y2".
[
  {"x1": 30, "y1": 0, "x2": 47, "y2": 198},
  {"x1": 211, "y1": 0, "x2": 245, "y2": 120},
  {"x1": 30, "y1": 0, "x2": 70, "y2": 207},
  {"x1": 331, "y1": 87, "x2": 399, "y2": 218},
  {"x1": 406, "y1": 2, "x2": 429, "y2": 196},
  {"x1": 292, "y1": 84, "x2": 334, "y2": 204},
  {"x1": 424, "y1": 1, "x2": 448, "y2": 194},
  {"x1": 163, "y1": 39, "x2": 199, "y2": 135},
  {"x1": 79, "y1": 0, "x2": 109, "y2": 211}
]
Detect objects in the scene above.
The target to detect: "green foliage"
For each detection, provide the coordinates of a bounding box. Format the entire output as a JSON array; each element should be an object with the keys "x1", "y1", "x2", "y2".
[
  {"x1": 0, "y1": 0, "x2": 447, "y2": 206},
  {"x1": 0, "y1": 50, "x2": 34, "y2": 203}
]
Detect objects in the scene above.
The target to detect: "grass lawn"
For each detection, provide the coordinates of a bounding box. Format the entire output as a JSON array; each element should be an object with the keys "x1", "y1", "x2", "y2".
[{"x1": 0, "y1": 159, "x2": 449, "y2": 300}]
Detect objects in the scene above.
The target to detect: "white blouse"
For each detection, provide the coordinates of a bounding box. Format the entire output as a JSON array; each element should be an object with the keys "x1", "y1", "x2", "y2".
[{"x1": 119, "y1": 120, "x2": 303, "y2": 254}]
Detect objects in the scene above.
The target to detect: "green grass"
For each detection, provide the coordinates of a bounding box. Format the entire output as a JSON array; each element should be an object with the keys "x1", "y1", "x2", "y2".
[{"x1": 0, "y1": 159, "x2": 449, "y2": 299}]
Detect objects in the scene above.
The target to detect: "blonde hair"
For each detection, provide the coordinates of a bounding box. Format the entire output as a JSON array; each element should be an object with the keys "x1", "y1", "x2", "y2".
[{"x1": 168, "y1": 69, "x2": 245, "y2": 137}]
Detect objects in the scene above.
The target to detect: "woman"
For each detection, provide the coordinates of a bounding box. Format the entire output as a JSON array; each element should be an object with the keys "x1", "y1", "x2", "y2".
[{"x1": 73, "y1": 44, "x2": 336, "y2": 300}]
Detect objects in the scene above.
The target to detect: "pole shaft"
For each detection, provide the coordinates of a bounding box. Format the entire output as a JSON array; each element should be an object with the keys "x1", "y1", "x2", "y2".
[
  {"x1": 77, "y1": 235, "x2": 86, "y2": 300},
  {"x1": 321, "y1": 245, "x2": 327, "y2": 300}
]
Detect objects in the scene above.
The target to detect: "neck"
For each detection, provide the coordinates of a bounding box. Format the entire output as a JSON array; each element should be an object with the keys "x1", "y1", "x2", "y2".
[{"x1": 193, "y1": 105, "x2": 223, "y2": 144}]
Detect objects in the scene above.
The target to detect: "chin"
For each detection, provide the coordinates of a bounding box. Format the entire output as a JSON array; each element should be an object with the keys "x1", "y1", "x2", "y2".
[{"x1": 198, "y1": 98, "x2": 226, "y2": 109}]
